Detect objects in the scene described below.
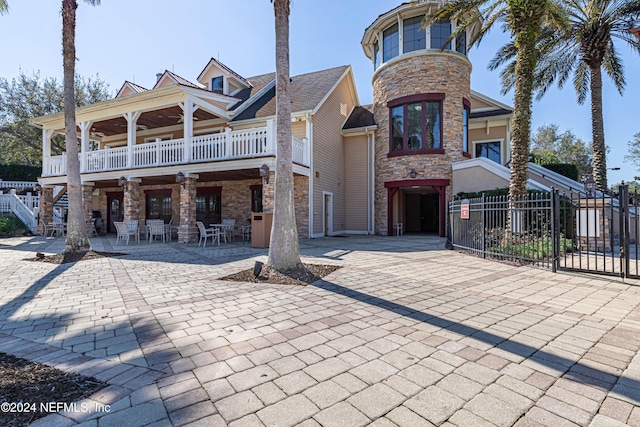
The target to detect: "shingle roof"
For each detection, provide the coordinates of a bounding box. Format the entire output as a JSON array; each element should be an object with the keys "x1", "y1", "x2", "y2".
[
  {"x1": 343, "y1": 105, "x2": 376, "y2": 129},
  {"x1": 115, "y1": 81, "x2": 148, "y2": 98},
  {"x1": 198, "y1": 58, "x2": 251, "y2": 88},
  {"x1": 230, "y1": 72, "x2": 275, "y2": 111},
  {"x1": 232, "y1": 65, "x2": 350, "y2": 121},
  {"x1": 153, "y1": 70, "x2": 202, "y2": 90}
]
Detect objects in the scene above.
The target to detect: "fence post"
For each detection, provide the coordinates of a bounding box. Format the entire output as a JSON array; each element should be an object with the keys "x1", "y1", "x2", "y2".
[
  {"x1": 481, "y1": 194, "x2": 486, "y2": 258},
  {"x1": 619, "y1": 184, "x2": 629, "y2": 280},
  {"x1": 551, "y1": 188, "x2": 558, "y2": 273}
]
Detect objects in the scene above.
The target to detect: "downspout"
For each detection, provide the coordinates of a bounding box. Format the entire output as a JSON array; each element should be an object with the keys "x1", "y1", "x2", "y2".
[
  {"x1": 306, "y1": 112, "x2": 314, "y2": 238},
  {"x1": 365, "y1": 128, "x2": 371, "y2": 234},
  {"x1": 370, "y1": 130, "x2": 376, "y2": 235}
]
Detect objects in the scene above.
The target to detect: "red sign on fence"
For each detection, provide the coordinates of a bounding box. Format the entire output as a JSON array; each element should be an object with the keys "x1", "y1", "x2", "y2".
[{"x1": 461, "y1": 201, "x2": 470, "y2": 220}]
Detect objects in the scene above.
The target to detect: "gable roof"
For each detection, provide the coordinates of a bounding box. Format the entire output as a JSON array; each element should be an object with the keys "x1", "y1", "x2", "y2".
[
  {"x1": 232, "y1": 65, "x2": 350, "y2": 122},
  {"x1": 230, "y1": 72, "x2": 276, "y2": 111},
  {"x1": 115, "y1": 81, "x2": 148, "y2": 98},
  {"x1": 197, "y1": 57, "x2": 251, "y2": 88},
  {"x1": 343, "y1": 105, "x2": 376, "y2": 130},
  {"x1": 153, "y1": 70, "x2": 202, "y2": 90}
]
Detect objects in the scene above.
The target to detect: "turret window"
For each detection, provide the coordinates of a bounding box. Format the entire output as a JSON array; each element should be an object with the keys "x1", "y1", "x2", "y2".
[
  {"x1": 388, "y1": 93, "x2": 444, "y2": 156},
  {"x1": 383, "y1": 24, "x2": 399, "y2": 62},
  {"x1": 403, "y1": 16, "x2": 426, "y2": 53},
  {"x1": 431, "y1": 19, "x2": 451, "y2": 50}
]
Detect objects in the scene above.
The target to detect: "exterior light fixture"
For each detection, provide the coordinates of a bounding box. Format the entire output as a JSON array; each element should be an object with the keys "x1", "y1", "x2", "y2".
[
  {"x1": 584, "y1": 175, "x2": 596, "y2": 198},
  {"x1": 259, "y1": 164, "x2": 270, "y2": 183},
  {"x1": 33, "y1": 183, "x2": 41, "y2": 193},
  {"x1": 176, "y1": 172, "x2": 185, "y2": 184},
  {"x1": 409, "y1": 169, "x2": 418, "y2": 179},
  {"x1": 118, "y1": 176, "x2": 127, "y2": 187}
]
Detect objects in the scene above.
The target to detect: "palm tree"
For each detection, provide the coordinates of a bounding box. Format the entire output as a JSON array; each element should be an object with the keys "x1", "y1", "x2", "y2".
[
  {"x1": 0, "y1": 0, "x2": 7, "y2": 14},
  {"x1": 490, "y1": 0, "x2": 640, "y2": 192},
  {"x1": 267, "y1": 0, "x2": 306, "y2": 273},
  {"x1": 425, "y1": 0, "x2": 565, "y2": 198},
  {"x1": 62, "y1": 0, "x2": 100, "y2": 253}
]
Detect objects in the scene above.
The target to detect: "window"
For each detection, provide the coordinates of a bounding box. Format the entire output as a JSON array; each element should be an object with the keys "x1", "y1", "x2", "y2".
[
  {"x1": 196, "y1": 187, "x2": 222, "y2": 225},
  {"x1": 403, "y1": 16, "x2": 426, "y2": 53},
  {"x1": 146, "y1": 190, "x2": 172, "y2": 222},
  {"x1": 383, "y1": 23, "x2": 399, "y2": 62},
  {"x1": 388, "y1": 93, "x2": 445, "y2": 155},
  {"x1": 475, "y1": 141, "x2": 501, "y2": 163},
  {"x1": 212, "y1": 76, "x2": 224, "y2": 93},
  {"x1": 374, "y1": 40, "x2": 381, "y2": 69},
  {"x1": 456, "y1": 30, "x2": 467, "y2": 55},
  {"x1": 430, "y1": 19, "x2": 451, "y2": 50},
  {"x1": 462, "y1": 98, "x2": 470, "y2": 155}
]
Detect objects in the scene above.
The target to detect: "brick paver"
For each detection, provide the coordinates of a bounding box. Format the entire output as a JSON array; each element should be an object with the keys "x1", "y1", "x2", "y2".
[{"x1": 1, "y1": 234, "x2": 640, "y2": 426}]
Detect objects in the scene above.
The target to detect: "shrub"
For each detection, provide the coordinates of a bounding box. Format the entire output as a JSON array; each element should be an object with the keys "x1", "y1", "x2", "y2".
[
  {"x1": 0, "y1": 215, "x2": 28, "y2": 237},
  {"x1": 0, "y1": 164, "x2": 41, "y2": 182},
  {"x1": 542, "y1": 163, "x2": 579, "y2": 181}
]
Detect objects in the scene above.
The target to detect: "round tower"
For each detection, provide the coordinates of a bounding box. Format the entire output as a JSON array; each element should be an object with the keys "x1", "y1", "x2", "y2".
[{"x1": 362, "y1": 2, "x2": 477, "y2": 236}]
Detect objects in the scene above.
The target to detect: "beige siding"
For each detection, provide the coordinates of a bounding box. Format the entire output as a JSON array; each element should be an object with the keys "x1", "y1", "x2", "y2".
[
  {"x1": 470, "y1": 96, "x2": 495, "y2": 110},
  {"x1": 343, "y1": 134, "x2": 368, "y2": 231},
  {"x1": 292, "y1": 121, "x2": 306, "y2": 140},
  {"x1": 452, "y1": 166, "x2": 509, "y2": 195},
  {"x1": 469, "y1": 125, "x2": 508, "y2": 165},
  {"x1": 312, "y1": 75, "x2": 355, "y2": 235}
]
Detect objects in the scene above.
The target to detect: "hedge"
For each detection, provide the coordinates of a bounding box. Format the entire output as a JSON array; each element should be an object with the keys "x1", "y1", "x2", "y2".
[
  {"x1": 0, "y1": 164, "x2": 42, "y2": 182},
  {"x1": 541, "y1": 163, "x2": 579, "y2": 181}
]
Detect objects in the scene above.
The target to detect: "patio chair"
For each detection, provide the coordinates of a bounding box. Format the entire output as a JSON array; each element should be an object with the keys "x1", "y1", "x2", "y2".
[
  {"x1": 123, "y1": 219, "x2": 139, "y2": 241},
  {"x1": 196, "y1": 221, "x2": 219, "y2": 248},
  {"x1": 41, "y1": 221, "x2": 57, "y2": 237},
  {"x1": 221, "y1": 218, "x2": 236, "y2": 242},
  {"x1": 147, "y1": 220, "x2": 166, "y2": 243},
  {"x1": 114, "y1": 221, "x2": 139, "y2": 245}
]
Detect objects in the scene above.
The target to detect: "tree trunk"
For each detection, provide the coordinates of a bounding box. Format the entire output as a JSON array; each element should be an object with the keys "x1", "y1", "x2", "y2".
[
  {"x1": 62, "y1": 0, "x2": 90, "y2": 253},
  {"x1": 590, "y1": 64, "x2": 607, "y2": 192},
  {"x1": 508, "y1": 29, "x2": 536, "y2": 199},
  {"x1": 267, "y1": 0, "x2": 304, "y2": 272}
]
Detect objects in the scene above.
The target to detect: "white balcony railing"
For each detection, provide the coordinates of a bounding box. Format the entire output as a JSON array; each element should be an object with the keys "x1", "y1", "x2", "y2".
[{"x1": 42, "y1": 125, "x2": 310, "y2": 177}]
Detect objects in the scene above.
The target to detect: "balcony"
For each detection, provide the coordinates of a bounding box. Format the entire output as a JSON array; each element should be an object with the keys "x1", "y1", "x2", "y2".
[{"x1": 42, "y1": 125, "x2": 310, "y2": 177}]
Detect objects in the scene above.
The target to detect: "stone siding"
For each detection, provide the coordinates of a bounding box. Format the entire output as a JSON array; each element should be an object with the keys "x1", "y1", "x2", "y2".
[{"x1": 372, "y1": 52, "x2": 471, "y2": 235}]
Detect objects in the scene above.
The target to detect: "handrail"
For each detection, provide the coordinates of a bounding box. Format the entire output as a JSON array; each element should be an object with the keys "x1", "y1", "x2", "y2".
[{"x1": 0, "y1": 192, "x2": 37, "y2": 233}]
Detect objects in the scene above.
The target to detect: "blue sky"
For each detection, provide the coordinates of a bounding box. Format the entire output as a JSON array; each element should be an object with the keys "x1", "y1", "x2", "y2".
[{"x1": 1, "y1": 0, "x2": 638, "y2": 184}]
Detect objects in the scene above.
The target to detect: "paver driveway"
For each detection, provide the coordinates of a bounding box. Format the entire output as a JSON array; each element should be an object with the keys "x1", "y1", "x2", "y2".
[{"x1": 1, "y1": 234, "x2": 640, "y2": 426}]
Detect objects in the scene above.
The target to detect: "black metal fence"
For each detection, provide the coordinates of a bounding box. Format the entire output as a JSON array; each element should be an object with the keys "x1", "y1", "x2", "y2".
[{"x1": 448, "y1": 186, "x2": 640, "y2": 279}]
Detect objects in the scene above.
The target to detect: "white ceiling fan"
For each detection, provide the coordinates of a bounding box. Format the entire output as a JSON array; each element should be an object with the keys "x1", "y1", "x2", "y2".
[{"x1": 168, "y1": 114, "x2": 199, "y2": 124}]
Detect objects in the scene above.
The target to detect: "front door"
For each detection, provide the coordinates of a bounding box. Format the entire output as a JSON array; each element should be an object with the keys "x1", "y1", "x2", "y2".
[
  {"x1": 196, "y1": 187, "x2": 222, "y2": 226},
  {"x1": 106, "y1": 192, "x2": 123, "y2": 233}
]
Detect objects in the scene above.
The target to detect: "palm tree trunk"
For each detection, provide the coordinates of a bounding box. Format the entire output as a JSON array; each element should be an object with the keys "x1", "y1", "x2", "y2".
[
  {"x1": 267, "y1": 0, "x2": 304, "y2": 272},
  {"x1": 509, "y1": 30, "x2": 536, "y2": 199},
  {"x1": 62, "y1": 0, "x2": 90, "y2": 253},
  {"x1": 590, "y1": 64, "x2": 607, "y2": 192}
]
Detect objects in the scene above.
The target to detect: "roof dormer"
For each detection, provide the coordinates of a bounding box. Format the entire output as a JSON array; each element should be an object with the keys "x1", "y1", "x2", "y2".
[
  {"x1": 153, "y1": 70, "x2": 202, "y2": 90},
  {"x1": 115, "y1": 81, "x2": 148, "y2": 98},
  {"x1": 197, "y1": 58, "x2": 251, "y2": 96}
]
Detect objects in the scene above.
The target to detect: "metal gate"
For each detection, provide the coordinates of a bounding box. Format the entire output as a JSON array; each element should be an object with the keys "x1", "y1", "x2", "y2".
[
  {"x1": 558, "y1": 185, "x2": 639, "y2": 279},
  {"x1": 448, "y1": 185, "x2": 639, "y2": 279}
]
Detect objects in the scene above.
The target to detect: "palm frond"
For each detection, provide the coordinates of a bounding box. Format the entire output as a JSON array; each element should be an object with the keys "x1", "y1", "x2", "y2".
[{"x1": 573, "y1": 61, "x2": 590, "y2": 104}]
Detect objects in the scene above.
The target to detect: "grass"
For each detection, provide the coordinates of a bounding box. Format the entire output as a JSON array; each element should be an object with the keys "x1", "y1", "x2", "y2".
[
  {"x1": 0, "y1": 215, "x2": 28, "y2": 238},
  {"x1": 488, "y1": 237, "x2": 574, "y2": 261}
]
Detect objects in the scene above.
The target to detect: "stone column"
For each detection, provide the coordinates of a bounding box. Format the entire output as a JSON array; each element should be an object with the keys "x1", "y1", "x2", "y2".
[
  {"x1": 39, "y1": 186, "x2": 54, "y2": 234},
  {"x1": 178, "y1": 176, "x2": 199, "y2": 243},
  {"x1": 262, "y1": 171, "x2": 275, "y2": 213},
  {"x1": 123, "y1": 179, "x2": 141, "y2": 222},
  {"x1": 81, "y1": 183, "x2": 94, "y2": 224}
]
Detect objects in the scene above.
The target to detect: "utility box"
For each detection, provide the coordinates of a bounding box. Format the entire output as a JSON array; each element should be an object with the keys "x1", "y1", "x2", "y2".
[{"x1": 251, "y1": 212, "x2": 273, "y2": 248}]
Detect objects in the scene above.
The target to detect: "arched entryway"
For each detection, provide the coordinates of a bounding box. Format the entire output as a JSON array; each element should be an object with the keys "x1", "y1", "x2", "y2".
[{"x1": 385, "y1": 179, "x2": 449, "y2": 237}]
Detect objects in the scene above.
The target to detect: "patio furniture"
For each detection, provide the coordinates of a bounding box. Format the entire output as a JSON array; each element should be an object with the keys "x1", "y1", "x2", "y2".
[
  {"x1": 114, "y1": 221, "x2": 139, "y2": 245},
  {"x1": 42, "y1": 221, "x2": 57, "y2": 237},
  {"x1": 197, "y1": 221, "x2": 220, "y2": 247},
  {"x1": 147, "y1": 220, "x2": 166, "y2": 243},
  {"x1": 221, "y1": 218, "x2": 236, "y2": 242},
  {"x1": 166, "y1": 218, "x2": 178, "y2": 241}
]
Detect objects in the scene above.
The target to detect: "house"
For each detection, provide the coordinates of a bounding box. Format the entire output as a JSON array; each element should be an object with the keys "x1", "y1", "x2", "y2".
[{"x1": 32, "y1": 1, "x2": 519, "y2": 240}]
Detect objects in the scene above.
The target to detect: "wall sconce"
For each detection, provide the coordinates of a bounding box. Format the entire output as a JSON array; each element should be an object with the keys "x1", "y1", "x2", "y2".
[
  {"x1": 584, "y1": 175, "x2": 596, "y2": 198},
  {"x1": 33, "y1": 183, "x2": 41, "y2": 193},
  {"x1": 259, "y1": 164, "x2": 270, "y2": 183},
  {"x1": 409, "y1": 169, "x2": 419, "y2": 179},
  {"x1": 176, "y1": 171, "x2": 186, "y2": 188},
  {"x1": 118, "y1": 176, "x2": 127, "y2": 187}
]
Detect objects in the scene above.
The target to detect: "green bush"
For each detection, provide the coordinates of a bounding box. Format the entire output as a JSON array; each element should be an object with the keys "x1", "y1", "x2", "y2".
[
  {"x1": 0, "y1": 164, "x2": 42, "y2": 182},
  {"x1": 542, "y1": 163, "x2": 579, "y2": 181},
  {"x1": 0, "y1": 215, "x2": 28, "y2": 237}
]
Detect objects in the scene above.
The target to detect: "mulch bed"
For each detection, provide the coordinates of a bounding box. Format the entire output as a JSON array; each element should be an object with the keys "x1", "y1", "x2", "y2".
[
  {"x1": 24, "y1": 250, "x2": 124, "y2": 264},
  {"x1": 0, "y1": 352, "x2": 106, "y2": 427},
  {"x1": 221, "y1": 263, "x2": 341, "y2": 286}
]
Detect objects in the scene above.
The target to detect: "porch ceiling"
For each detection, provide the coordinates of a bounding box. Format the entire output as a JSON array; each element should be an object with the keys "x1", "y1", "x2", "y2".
[{"x1": 90, "y1": 106, "x2": 218, "y2": 137}]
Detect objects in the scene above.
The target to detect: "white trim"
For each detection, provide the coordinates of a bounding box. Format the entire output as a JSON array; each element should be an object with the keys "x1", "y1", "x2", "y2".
[
  {"x1": 143, "y1": 134, "x2": 174, "y2": 143},
  {"x1": 230, "y1": 79, "x2": 276, "y2": 119},
  {"x1": 312, "y1": 66, "x2": 358, "y2": 115},
  {"x1": 306, "y1": 112, "x2": 314, "y2": 239},
  {"x1": 470, "y1": 90, "x2": 513, "y2": 111},
  {"x1": 452, "y1": 157, "x2": 550, "y2": 191},
  {"x1": 322, "y1": 191, "x2": 334, "y2": 237}
]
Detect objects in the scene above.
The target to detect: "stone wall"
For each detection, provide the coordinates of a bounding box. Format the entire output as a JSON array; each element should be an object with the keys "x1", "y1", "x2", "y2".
[
  {"x1": 372, "y1": 52, "x2": 471, "y2": 235},
  {"x1": 178, "y1": 177, "x2": 198, "y2": 243},
  {"x1": 123, "y1": 180, "x2": 141, "y2": 222}
]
